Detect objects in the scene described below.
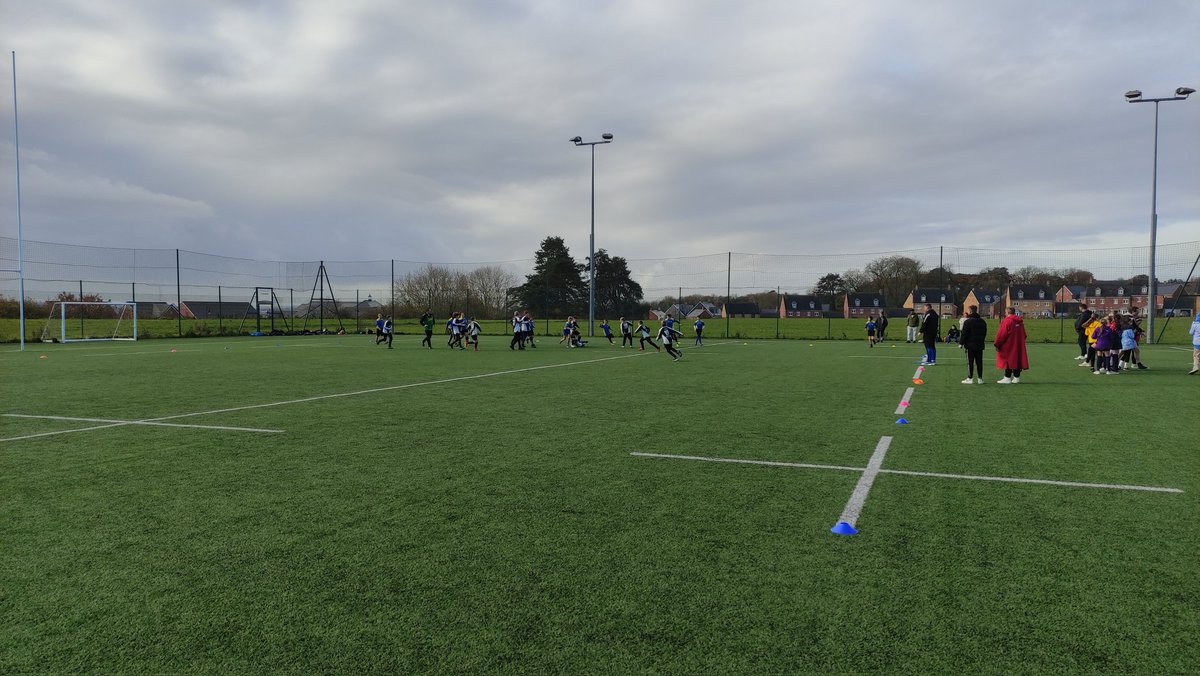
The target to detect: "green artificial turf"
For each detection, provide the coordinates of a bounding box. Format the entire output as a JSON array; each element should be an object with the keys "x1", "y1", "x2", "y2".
[{"x1": 1, "y1": 335, "x2": 1197, "y2": 672}]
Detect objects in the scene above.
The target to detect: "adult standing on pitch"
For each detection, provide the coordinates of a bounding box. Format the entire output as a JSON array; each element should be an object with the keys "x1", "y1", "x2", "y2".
[
  {"x1": 958, "y1": 305, "x2": 987, "y2": 384},
  {"x1": 994, "y1": 307, "x2": 1029, "y2": 384},
  {"x1": 877, "y1": 312, "x2": 889, "y2": 342},
  {"x1": 620, "y1": 317, "x2": 634, "y2": 348},
  {"x1": 1073, "y1": 302, "x2": 1093, "y2": 362},
  {"x1": 920, "y1": 303, "x2": 939, "y2": 365},
  {"x1": 420, "y1": 309, "x2": 434, "y2": 348},
  {"x1": 905, "y1": 309, "x2": 920, "y2": 343}
]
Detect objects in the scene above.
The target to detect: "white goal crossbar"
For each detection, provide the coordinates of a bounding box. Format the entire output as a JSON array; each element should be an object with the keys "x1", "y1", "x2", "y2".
[{"x1": 42, "y1": 301, "x2": 139, "y2": 343}]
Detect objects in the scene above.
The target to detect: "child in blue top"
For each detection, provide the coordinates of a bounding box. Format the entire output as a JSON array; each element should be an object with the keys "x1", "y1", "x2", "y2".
[
  {"x1": 693, "y1": 319, "x2": 704, "y2": 346},
  {"x1": 600, "y1": 319, "x2": 614, "y2": 344},
  {"x1": 1118, "y1": 322, "x2": 1137, "y2": 369},
  {"x1": 865, "y1": 318, "x2": 877, "y2": 347}
]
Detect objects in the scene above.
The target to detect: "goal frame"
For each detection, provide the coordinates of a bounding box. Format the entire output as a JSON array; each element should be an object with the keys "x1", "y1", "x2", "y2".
[{"x1": 46, "y1": 301, "x2": 139, "y2": 343}]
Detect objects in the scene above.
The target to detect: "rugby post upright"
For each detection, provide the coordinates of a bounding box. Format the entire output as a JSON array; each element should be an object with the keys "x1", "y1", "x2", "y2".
[
  {"x1": 1124, "y1": 87, "x2": 1194, "y2": 343},
  {"x1": 570, "y1": 133, "x2": 613, "y2": 337}
]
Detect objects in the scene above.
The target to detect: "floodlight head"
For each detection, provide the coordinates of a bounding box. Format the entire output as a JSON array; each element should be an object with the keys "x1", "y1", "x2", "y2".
[
  {"x1": 601, "y1": 133, "x2": 613, "y2": 140},
  {"x1": 570, "y1": 136, "x2": 582, "y2": 144},
  {"x1": 1125, "y1": 90, "x2": 1142, "y2": 101},
  {"x1": 1176, "y1": 86, "x2": 1196, "y2": 97}
]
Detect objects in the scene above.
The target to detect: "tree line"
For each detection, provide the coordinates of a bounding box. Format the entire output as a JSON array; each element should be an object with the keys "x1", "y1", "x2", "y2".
[{"x1": 392, "y1": 236, "x2": 645, "y2": 319}]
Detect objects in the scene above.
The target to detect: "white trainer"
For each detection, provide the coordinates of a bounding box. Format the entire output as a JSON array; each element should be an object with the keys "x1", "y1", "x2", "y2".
[
  {"x1": 1074, "y1": 355, "x2": 1086, "y2": 360},
  {"x1": 997, "y1": 377, "x2": 1012, "y2": 384},
  {"x1": 961, "y1": 378, "x2": 974, "y2": 384},
  {"x1": 975, "y1": 378, "x2": 983, "y2": 384},
  {"x1": 1078, "y1": 362, "x2": 1090, "y2": 367},
  {"x1": 1011, "y1": 377, "x2": 1020, "y2": 384}
]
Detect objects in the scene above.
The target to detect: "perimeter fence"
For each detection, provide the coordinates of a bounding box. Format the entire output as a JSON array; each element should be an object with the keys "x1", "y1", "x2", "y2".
[{"x1": 2, "y1": 236, "x2": 1198, "y2": 338}]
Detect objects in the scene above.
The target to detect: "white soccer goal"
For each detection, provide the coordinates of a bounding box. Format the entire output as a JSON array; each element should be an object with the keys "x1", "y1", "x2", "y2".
[{"x1": 41, "y1": 302, "x2": 138, "y2": 342}]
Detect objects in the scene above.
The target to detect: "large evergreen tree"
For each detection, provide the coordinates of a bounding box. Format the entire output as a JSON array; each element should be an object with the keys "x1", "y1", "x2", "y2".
[
  {"x1": 589, "y1": 249, "x2": 643, "y2": 318},
  {"x1": 512, "y1": 237, "x2": 586, "y2": 317}
]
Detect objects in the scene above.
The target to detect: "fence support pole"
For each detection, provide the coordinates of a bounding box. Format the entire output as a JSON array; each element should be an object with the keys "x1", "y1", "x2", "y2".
[
  {"x1": 725, "y1": 252, "x2": 731, "y2": 338},
  {"x1": 218, "y1": 285, "x2": 223, "y2": 334},
  {"x1": 176, "y1": 249, "x2": 182, "y2": 336}
]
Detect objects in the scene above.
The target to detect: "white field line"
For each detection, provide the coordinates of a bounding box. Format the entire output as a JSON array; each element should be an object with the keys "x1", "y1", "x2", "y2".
[
  {"x1": 4, "y1": 413, "x2": 282, "y2": 433},
  {"x1": 835, "y1": 436, "x2": 892, "y2": 527},
  {"x1": 629, "y1": 452, "x2": 1184, "y2": 494},
  {"x1": 1, "y1": 351, "x2": 646, "y2": 443},
  {"x1": 895, "y1": 387, "x2": 915, "y2": 415},
  {"x1": 630, "y1": 452, "x2": 865, "y2": 473},
  {"x1": 881, "y1": 468, "x2": 1184, "y2": 494},
  {"x1": 912, "y1": 365, "x2": 925, "y2": 380}
]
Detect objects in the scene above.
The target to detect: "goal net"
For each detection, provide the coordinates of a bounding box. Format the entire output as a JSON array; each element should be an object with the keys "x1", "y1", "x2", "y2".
[{"x1": 41, "y1": 302, "x2": 138, "y2": 342}]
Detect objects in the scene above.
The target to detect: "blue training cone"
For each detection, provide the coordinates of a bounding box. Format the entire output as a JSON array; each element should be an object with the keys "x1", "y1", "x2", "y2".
[
  {"x1": 896, "y1": 417, "x2": 909, "y2": 424},
  {"x1": 831, "y1": 521, "x2": 858, "y2": 535}
]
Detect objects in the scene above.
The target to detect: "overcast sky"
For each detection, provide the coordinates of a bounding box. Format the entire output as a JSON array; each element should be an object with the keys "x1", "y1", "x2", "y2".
[{"x1": 1, "y1": 1, "x2": 1198, "y2": 268}]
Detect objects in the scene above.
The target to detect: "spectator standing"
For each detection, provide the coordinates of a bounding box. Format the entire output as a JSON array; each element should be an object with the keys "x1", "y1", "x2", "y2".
[
  {"x1": 905, "y1": 309, "x2": 920, "y2": 343},
  {"x1": 958, "y1": 305, "x2": 987, "y2": 384},
  {"x1": 1073, "y1": 303, "x2": 1094, "y2": 361},
  {"x1": 920, "y1": 304, "x2": 939, "y2": 365},
  {"x1": 994, "y1": 307, "x2": 1029, "y2": 384}
]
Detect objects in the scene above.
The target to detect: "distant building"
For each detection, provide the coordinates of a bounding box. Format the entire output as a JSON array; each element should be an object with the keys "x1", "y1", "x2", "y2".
[
  {"x1": 780, "y1": 294, "x2": 823, "y2": 318},
  {"x1": 844, "y1": 292, "x2": 886, "y2": 319},
  {"x1": 902, "y1": 288, "x2": 956, "y2": 317}
]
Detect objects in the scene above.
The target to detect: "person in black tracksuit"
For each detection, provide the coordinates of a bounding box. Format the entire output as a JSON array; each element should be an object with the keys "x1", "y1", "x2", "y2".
[
  {"x1": 958, "y1": 305, "x2": 987, "y2": 384},
  {"x1": 920, "y1": 303, "x2": 940, "y2": 365},
  {"x1": 1073, "y1": 303, "x2": 1093, "y2": 360}
]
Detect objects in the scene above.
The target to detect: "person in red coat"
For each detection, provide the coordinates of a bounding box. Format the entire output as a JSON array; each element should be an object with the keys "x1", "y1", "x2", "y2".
[{"x1": 993, "y1": 307, "x2": 1029, "y2": 384}]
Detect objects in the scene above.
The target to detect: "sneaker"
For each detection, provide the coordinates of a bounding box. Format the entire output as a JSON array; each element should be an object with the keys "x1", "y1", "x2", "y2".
[
  {"x1": 997, "y1": 377, "x2": 1012, "y2": 384},
  {"x1": 1078, "y1": 362, "x2": 1090, "y2": 367},
  {"x1": 1105, "y1": 370, "x2": 1117, "y2": 375},
  {"x1": 975, "y1": 378, "x2": 983, "y2": 385},
  {"x1": 961, "y1": 378, "x2": 974, "y2": 384},
  {"x1": 1189, "y1": 369, "x2": 1198, "y2": 375},
  {"x1": 672, "y1": 356, "x2": 679, "y2": 361},
  {"x1": 1094, "y1": 370, "x2": 1104, "y2": 375},
  {"x1": 1074, "y1": 355, "x2": 1086, "y2": 360},
  {"x1": 1137, "y1": 364, "x2": 1148, "y2": 370},
  {"x1": 1011, "y1": 377, "x2": 1020, "y2": 384}
]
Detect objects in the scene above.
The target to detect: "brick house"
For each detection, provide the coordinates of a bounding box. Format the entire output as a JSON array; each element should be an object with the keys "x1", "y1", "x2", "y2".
[
  {"x1": 961, "y1": 288, "x2": 1004, "y2": 317},
  {"x1": 1004, "y1": 285, "x2": 1055, "y2": 317},
  {"x1": 780, "y1": 294, "x2": 823, "y2": 318},
  {"x1": 902, "y1": 288, "x2": 956, "y2": 317},
  {"x1": 844, "y1": 292, "x2": 886, "y2": 318}
]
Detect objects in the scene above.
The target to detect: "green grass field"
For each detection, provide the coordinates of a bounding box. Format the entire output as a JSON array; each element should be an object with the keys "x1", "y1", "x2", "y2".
[{"x1": 2, "y1": 334, "x2": 1197, "y2": 672}]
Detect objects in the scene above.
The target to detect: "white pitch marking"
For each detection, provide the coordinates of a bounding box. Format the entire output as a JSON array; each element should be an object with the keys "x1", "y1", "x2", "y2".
[
  {"x1": 895, "y1": 387, "x2": 915, "y2": 415},
  {"x1": 4, "y1": 413, "x2": 282, "y2": 434},
  {"x1": 629, "y1": 451, "x2": 1184, "y2": 494},
  {"x1": 630, "y1": 452, "x2": 865, "y2": 473},
  {"x1": 835, "y1": 436, "x2": 892, "y2": 528},
  {"x1": 1, "y1": 351, "x2": 646, "y2": 443},
  {"x1": 880, "y1": 468, "x2": 1184, "y2": 494}
]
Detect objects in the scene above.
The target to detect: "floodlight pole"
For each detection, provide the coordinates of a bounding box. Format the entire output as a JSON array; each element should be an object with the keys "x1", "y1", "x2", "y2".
[
  {"x1": 570, "y1": 133, "x2": 613, "y2": 336},
  {"x1": 1125, "y1": 87, "x2": 1193, "y2": 344}
]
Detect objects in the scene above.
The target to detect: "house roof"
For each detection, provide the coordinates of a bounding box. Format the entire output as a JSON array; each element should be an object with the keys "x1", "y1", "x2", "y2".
[
  {"x1": 846, "y1": 292, "x2": 885, "y2": 308},
  {"x1": 1082, "y1": 282, "x2": 1145, "y2": 297},
  {"x1": 910, "y1": 288, "x2": 956, "y2": 303},
  {"x1": 783, "y1": 295, "x2": 822, "y2": 312},
  {"x1": 181, "y1": 301, "x2": 256, "y2": 318},
  {"x1": 1006, "y1": 284, "x2": 1053, "y2": 299},
  {"x1": 965, "y1": 288, "x2": 1004, "y2": 305}
]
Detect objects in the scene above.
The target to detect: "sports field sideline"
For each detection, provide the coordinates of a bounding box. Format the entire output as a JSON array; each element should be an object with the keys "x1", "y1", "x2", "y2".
[{"x1": 1, "y1": 335, "x2": 1196, "y2": 672}]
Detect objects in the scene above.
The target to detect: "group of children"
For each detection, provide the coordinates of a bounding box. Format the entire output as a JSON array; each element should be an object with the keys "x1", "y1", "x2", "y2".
[
  {"x1": 388, "y1": 311, "x2": 696, "y2": 362},
  {"x1": 1078, "y1": 311, "x2": 1147, "y2": 374}
]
